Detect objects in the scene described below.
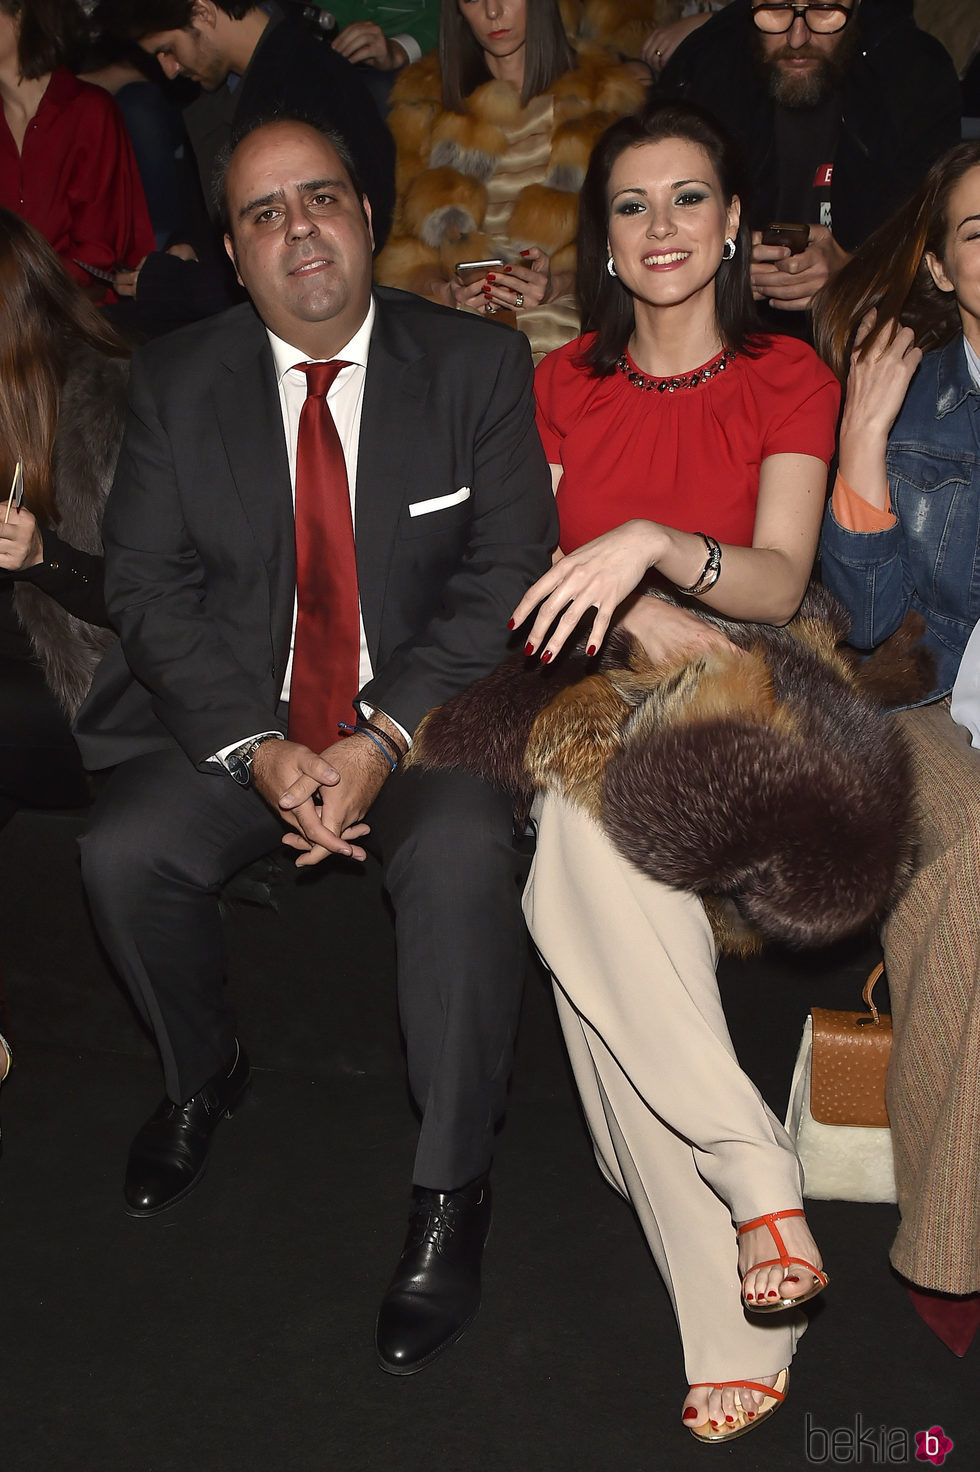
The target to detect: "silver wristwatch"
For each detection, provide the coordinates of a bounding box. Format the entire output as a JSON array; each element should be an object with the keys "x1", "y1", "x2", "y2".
[{"x1": 226, "y1": 733, "x2": 283, "y2": 787}]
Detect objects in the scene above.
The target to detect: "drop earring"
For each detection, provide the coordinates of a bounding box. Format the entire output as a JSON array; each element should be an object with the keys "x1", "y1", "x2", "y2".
[
  {"x1": 606, "y1": 254, "x2": 617, "y2": 277},
  {"x1": 722, "y1": 237, "x2": 737, "y2": 261}
]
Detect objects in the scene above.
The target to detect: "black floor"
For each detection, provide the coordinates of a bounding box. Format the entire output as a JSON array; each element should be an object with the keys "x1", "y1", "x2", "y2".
[{"x1": 0, "y1": 808, "x2": 973, "y2": 1472}]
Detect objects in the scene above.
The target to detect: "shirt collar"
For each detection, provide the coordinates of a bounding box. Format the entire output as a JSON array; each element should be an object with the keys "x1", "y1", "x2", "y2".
[
  {"x1": 964, "y1": 335, "x2": 980, "y2": 393},
  {"x1": 267, "y1": 296, "x2": 375, "y2": 388}
]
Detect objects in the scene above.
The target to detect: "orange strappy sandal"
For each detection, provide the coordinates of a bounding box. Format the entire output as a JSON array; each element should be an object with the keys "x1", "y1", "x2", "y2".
[
  {"x1": 738, "y1": 1208, "x2": 829, "y2": 1312},
  {"x1": 686, "y1": 1369, "x2": 789, "y2": 1443}
]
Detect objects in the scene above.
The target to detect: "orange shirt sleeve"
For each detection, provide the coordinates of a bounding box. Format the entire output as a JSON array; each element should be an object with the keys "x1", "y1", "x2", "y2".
[{"x1": 831, "y1": 470, "x2": 896, "y2": 533}]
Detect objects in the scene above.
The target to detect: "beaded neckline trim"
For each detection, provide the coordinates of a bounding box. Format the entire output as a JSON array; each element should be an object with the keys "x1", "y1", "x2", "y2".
[{"x1": 615, "y1": 346, "x2": 736, "y2": 393}]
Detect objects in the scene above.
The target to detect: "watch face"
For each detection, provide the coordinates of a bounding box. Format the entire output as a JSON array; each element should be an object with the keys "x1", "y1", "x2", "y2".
[{"x1": 227, "y1": 754, "x2": 251, "y2": 786}]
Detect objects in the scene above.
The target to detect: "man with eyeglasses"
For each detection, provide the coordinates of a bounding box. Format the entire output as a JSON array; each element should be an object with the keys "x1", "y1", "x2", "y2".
[{"x1": 657, "y1": 0, "x2": 958, "y2": 323}]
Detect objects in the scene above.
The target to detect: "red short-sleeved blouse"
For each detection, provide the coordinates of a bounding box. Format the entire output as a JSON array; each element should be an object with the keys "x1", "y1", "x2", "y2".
[
  {"x1": 535, "y1": 334, "x2": 840, "y2": 552},
  {"x1": 0, "y1": 68, "x2": 155, "y2": 290}
]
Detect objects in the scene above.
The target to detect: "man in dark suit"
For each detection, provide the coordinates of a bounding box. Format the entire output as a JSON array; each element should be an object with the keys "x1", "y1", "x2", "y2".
[{"x1": 75, "y1": 115, "x2": 556, "y2": 1375}]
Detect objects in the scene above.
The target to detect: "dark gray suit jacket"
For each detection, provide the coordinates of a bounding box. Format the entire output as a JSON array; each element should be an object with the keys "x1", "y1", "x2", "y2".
[{"x1": 75, "y1": 287, "x2": 557, "y2": 770}]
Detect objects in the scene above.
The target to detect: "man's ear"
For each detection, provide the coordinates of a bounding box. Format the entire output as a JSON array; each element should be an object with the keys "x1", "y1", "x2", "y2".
[
  {"x1": 192, "y1": 0, "x2": 217, "y2": 30},
  {"x1": 925, "y1": 250, "x2": 954, "y2": 294},
  {"x1": 362, "y1": 195, "x2": 375, "y2": 252},
  {"x1": 223, "y1": 232, "x2": 244, "y2": 287}
]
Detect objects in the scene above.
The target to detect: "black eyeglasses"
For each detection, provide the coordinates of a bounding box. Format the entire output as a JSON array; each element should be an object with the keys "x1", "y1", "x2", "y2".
[{"x1": 751, "y1": 3, "x2": 853, "y2": 35}]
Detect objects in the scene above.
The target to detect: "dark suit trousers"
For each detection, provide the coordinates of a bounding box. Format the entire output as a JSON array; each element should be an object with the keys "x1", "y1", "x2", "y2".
[{"x1": 78, "y1": 750, "x2": 529, "y2": 1190}]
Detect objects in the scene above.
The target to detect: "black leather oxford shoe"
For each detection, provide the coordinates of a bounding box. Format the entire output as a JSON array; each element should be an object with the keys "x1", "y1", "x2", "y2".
[
  {"x1": 123, "y1": 1042, "x2": 251, "y2": 1217},
  {"x1": 376, "y1": 1176, "x2": 491, "y2": 1375}
]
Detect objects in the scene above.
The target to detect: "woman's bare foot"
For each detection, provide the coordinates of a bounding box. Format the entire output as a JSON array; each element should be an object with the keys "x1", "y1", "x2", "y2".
[
  {"x1": 682, "y1": 1372, "x2": 786, "y2": 1435},
  {"x1": 737, "y1": 1209, "x2": 826, "y2": 1308}
]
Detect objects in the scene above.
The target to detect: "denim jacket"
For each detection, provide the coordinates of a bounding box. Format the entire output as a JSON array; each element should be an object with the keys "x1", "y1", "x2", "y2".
[{"x1": 820, "y1": 336, "x2": 980, "y2": 706}]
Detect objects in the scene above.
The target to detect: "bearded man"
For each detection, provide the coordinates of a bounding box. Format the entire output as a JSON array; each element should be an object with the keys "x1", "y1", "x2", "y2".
[{"x1": 658, "y1": 0, "x2": 959, "y2": 317}]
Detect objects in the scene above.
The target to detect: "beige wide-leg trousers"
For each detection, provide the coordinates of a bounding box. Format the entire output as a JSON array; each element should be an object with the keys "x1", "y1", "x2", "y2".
[{"x1": 523, "y1": 791, "x2": 805, "y2": 1384}]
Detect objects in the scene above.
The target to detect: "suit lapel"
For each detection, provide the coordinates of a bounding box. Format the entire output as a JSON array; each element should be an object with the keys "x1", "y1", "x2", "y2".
[
  {"x1": 355, "y1": 295, "x2": 428, "y2": 664},
  {"x1": 212, "y1": 313, "x2": 296, "y2": 655}
]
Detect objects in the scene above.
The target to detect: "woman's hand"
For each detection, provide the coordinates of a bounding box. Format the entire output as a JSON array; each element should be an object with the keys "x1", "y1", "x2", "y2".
[
  {"x1": 618, "y1": 593, "x2": 740, "y2": 665},
  {"x1": 0, "y1": 504, "x2": 43, "y2": 571},
  {"x1": 448, "y1": 268, "x2": 494, "y2": 312},
  {"x1": 484, "y1": 248, "x2": 554, "y2": 312},
  {"x1": 641, "y1": 14, "x2": 711, "y2": 74},
  {"x1": 511, "y1": 520, "x2": 664, "y2": 659},
  {"x1": 844, "y1": 309, "x2": 921, "y2": 439}
]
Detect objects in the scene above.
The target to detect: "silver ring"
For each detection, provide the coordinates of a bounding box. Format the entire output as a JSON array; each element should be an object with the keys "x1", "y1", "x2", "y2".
[{"x1": 514, "y1": 292, "x2": 525, "y2": 308}]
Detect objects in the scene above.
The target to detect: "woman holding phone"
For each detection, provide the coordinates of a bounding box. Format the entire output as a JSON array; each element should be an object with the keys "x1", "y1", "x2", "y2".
[{"x1": 375, "y1": 0, "x2": 644, "y2": 360}]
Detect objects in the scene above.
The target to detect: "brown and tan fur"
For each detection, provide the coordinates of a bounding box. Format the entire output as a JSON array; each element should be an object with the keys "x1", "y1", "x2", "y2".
[{"x1": 409, "y1": 588, "x2": 925, "y2": 954}]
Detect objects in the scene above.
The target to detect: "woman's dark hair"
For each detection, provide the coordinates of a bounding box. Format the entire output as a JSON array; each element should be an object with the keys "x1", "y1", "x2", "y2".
[
  {"x1": 0, "y1": 0, "x2": 84, "y2": 77},
  {"x1": 813, "y1": 140, "x2": 980, "y2": 382},
  {"x1": 0, "y1": 210, "x2": 128, "y2": 526},
  {"x1": 439, "y1": 0, "x2": 574, "y2": 112},
  {"x1": 577, "y1": 103, "x2": 759, "y2": 376}
]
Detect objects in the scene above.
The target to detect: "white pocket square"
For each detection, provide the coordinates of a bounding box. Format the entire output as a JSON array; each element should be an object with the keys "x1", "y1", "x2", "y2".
[{"x1": 408, "y1": 486, "x2": 471, "y2": 518}]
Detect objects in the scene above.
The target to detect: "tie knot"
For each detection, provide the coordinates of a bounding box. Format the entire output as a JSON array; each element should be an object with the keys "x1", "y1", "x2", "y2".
[{"x1": 299, "y1": 359, "x2": 352, "y2": 399}]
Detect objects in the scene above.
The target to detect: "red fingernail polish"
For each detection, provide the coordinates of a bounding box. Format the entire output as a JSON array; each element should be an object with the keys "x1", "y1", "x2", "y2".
[
  {"x1": 486, "y1": 272, "x2": 496, "y2": 281},
  {"x1": 541, "y1": 650, "x2": 552, "y2": 664},
  {"x1": 503, "y1": 265, "x2": 512, "y2": 272},
  {"x1": 507, "y1": 618, "x2": 515, "y2": 630},
  {"x1": 524, "y1": 642, "x2": 534, "y2": 655},
  {"x1": 521, "y1": 249, "x2": 531, "y2": 256},
  {"x1": 587, "y1": 644, "x2": 597, "y2": 657},
  {"x1": 683, "y1": 1409, "x2": 698, "y2": 1422}
]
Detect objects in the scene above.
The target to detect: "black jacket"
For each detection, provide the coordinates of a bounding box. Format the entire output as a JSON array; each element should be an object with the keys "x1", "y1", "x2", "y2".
[
  {"x1": 75, "y1": 289, "x2": 556, "y2": 770},
  {"x1": 658, "y1": 0, "x2": 960, "y2": 251}
]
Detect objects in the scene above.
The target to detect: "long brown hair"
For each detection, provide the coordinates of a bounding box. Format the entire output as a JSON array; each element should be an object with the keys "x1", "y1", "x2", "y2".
[
  {"x1": 813, "y1": 141, "x2": 980, "y2": 382},
  {"x1": 0, "y1": 0, "x2": 84, "y2": 78},
  {"x1": 438, "y1": 0, "x2": 574, "y2": 112},
  {"x1": 0, "y1": 209, "x2": 128, "y2": 525}
]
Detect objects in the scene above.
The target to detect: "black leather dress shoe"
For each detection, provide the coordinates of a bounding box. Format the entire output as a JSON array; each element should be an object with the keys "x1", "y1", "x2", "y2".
[
  {"x1": 376, "y1": 1176, "x2": 491, "y2": 1375},
  {"x1": 124, "y1": 1042, "x2": 250, "y2": 1217}
]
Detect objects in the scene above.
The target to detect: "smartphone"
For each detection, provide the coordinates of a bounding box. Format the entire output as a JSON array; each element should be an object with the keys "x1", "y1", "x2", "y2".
[
  {"x1": 760, "y1": 224, "x2": 809, "y2": 255},
  {"x1": 455, "y1": 259, "x2": 505, "y2": 286}
]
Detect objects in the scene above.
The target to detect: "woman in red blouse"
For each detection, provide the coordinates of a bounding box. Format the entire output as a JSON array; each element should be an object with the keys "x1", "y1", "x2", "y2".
[
  {"x1": 514, "y1": 104, "x2": 840, "y2": 1443},
  {"x1": 0, "y1": 0, "x2": 154, "y2": 295}
]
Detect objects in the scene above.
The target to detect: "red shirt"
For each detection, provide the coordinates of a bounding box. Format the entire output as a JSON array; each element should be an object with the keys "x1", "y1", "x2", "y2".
[
  {"x1": 535, "y1": 334, "x2": 840, "y2": 552},
  {"x1": 0, "y1": 68, "x2": 155, "y2": 289}
]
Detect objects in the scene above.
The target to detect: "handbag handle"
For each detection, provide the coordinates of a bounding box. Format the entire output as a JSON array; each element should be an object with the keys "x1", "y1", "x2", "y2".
[{"x1": 861, "y1": 961, "x2": 885, "y2": 1025}]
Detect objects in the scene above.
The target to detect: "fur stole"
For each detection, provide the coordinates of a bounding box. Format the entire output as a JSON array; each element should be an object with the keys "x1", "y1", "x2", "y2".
[
  {"x1": 406, "y1": 586, "x2": 920, "y2": 956},
  {"x1": 377, "y1": 45, "x2": 644, "y2": 293},
  {"x1": 11, "y1": 347, "x2": 128, "y2": 718}
]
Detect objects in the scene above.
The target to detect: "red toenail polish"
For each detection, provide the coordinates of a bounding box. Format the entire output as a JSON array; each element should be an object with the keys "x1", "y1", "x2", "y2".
[
  {"x1": 784, "y1": 1275, "x2": 799, "y2": 1284},
  {"x1": 726, "y1": 1416, "x2": 735, "y2": 1424},
  {"x1": 525, "y1": 642, "x2": 534, "y2": 655},
  {"x1": 683, "y1": 1409, "x2": 698, "y2": 1421},
  {"x1": 507, "y1": 618, "x2": 515, "y2": 629},
  {"x1": 541, "y1": 650, "x2": 552, "y2": 663},
  {"x1": 710, "y1": 1421, "x2": 718, "y2": 1429},
  {"x1": 745, "y1": 1293, "x2": 754, "y2": 1300},
  {"x1": 767, "y1": 1290, "x2": 778, "y2": 1298},
  {"x1": 747, "y1": 1413, "x2": 756, "y2": 1420}
]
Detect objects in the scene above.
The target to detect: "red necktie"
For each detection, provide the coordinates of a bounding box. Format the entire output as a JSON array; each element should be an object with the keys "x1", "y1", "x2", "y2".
[{"x1": 287, "y1": 360, "x2": 359, "y2": 750}]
